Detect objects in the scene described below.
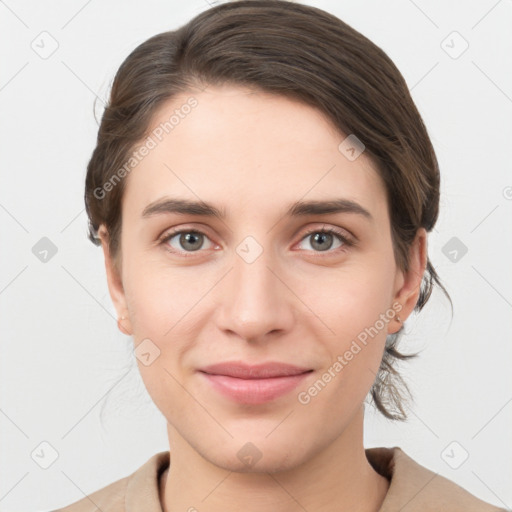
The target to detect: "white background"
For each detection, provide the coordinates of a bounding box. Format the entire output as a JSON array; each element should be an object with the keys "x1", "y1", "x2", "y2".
[{"x1": 1, "y1": 1, "x2": 511, "y2": 510}]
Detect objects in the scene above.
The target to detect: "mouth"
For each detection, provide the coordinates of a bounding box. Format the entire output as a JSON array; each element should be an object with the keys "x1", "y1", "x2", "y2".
[{"x1": 198, "y1": 361, "x2": 314, "y2": 404}]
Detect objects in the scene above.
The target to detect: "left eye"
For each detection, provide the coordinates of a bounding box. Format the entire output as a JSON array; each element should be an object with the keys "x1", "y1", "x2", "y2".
[{"x1": 297, "y1": 228, "x2": 349, "y2": 252}]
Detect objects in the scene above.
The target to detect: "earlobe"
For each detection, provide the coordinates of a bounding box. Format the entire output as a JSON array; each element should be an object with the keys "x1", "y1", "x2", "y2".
[
  {"x1": 388, "y1": 228, "x2": 428, "y2": 334},
  {"x1": 98, "y1": 225, "x2": 133, "y2": 336},
  {"x1": 117, "y1": 315, "x2": 131, "y2": 336}
]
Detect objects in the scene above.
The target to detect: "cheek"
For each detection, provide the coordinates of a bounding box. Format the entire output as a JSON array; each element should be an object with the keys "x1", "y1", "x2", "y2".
[
  {"x1": 123, "y1": 256, "x2": 203, "y2": 335},
  {"x1": 305, "y1": 257, "x2": 397, "y2": 393},
  {"x1": 303, "y1": 257, "x2": 397, "y2": 339},
  {"x1": 122, "y1": 265, "x2": 196, "y2": 414},
  {"x1": 122, "y1": 260, "x2": 210, "y2": 393},
  {"x1": 297, "y1": 279, "x2": 393, "y2": 422}
]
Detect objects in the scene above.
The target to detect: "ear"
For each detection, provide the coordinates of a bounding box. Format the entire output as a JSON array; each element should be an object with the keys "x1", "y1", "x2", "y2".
[
  {"x1": 98, "y1": 225, "x2": 133, "y2": 336},
  {"x1": 388, "y1": 228, "x2": 428, "y2": 334}
]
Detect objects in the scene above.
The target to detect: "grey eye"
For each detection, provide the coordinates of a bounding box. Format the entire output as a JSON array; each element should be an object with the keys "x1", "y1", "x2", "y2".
[{"x1": 166, "y1": 231, "x2": 213, "y2": 252}]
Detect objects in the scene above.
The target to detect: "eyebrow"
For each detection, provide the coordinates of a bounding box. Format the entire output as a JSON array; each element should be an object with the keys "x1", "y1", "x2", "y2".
[{"x1": 141, "y1": 197, "x2": 372, "y2": 221}]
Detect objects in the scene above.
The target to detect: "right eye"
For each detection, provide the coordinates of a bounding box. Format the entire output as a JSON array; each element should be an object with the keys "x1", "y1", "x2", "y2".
[{"x1": 160, "y1": 229, "x2": 216, "y2": 256}]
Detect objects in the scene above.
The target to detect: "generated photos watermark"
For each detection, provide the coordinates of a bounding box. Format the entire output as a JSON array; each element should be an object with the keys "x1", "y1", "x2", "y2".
[
  {"x1": 93, "y1": 96, "x2": 198, "y2": 200},
  {"x1": 297, "y1": 301, "x2": 403, "y2": 405}
]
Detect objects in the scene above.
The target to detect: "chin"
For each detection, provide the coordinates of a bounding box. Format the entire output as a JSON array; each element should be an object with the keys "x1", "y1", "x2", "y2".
[
  {"x1": 211, "y1": 450, "x2": 303, "y2": 474},
  {"x1": 201, "y1": 434, "x2": 313, "y2": 475}
]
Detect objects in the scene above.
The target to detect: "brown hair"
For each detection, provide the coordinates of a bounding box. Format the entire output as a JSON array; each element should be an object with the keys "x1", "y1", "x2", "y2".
[{"x1": 85, "y1": 0, "x2": 450, "y2": 421}]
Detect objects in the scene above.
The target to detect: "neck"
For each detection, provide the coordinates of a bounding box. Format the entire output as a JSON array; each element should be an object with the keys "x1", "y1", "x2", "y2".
[{"x1": 160, "y1": 406, "x2": 389, "y2": 512}]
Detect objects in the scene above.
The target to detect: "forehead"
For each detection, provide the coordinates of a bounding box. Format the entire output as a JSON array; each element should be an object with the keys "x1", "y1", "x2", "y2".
[{"x1": 122, "y1": 84, "x2": 387, "y2": 221}]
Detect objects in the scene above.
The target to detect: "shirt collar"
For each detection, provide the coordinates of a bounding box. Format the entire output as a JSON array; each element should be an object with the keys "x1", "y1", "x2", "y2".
[{"x1": 124, "y1": 446, "x2": 503, "y2": 511}]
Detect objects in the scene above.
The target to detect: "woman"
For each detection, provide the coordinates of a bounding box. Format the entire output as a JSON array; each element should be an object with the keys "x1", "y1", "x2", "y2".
[{"x1": 55, "y1": 1, "x2": 506, "y2": 510}]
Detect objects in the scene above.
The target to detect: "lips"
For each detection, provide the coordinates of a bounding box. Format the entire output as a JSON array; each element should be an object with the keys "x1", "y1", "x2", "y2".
[
  {"x1": 199, "y1": 361, "x2": 312, "y2": 379},
  {"x1": 198, "y1": 361, "x2": 313, "y2": 404}
]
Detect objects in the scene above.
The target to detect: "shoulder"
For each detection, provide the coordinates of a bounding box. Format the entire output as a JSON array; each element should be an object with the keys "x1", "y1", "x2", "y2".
[
  {"x1": 51, "y1": 451, "x2": 170, "y2": 512},
  {"x1": 52, "y1": 477, "x2": 128, "y2": 512},
  {"x1": 366, "y1": 446, "x2": 508, "y2": 512}
]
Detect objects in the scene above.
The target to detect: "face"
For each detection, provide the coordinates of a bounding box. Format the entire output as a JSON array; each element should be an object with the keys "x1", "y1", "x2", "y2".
[{"x1": 100, "y1": 84, "x2": 425, "y2": 473}]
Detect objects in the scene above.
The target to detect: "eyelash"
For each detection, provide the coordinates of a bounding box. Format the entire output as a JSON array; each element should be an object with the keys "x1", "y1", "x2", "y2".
[{"x1": 159, "y1": 226, "x2": 354, "y2": 258}]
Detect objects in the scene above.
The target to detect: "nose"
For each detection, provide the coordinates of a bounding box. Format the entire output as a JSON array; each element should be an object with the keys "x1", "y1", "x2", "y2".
[{"x1": 214, "y1": 240, "x2": 295, "y2": 343}]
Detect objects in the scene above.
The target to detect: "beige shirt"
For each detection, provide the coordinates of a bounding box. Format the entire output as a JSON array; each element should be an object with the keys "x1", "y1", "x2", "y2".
[{"x1": 53, "y1": 446, "x2": 507, "y2": 511}]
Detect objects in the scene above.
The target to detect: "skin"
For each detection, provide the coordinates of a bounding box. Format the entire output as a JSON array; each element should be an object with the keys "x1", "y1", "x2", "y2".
[{"x1": 99, "y1": 84, "x2": 427, "y2": 512}]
